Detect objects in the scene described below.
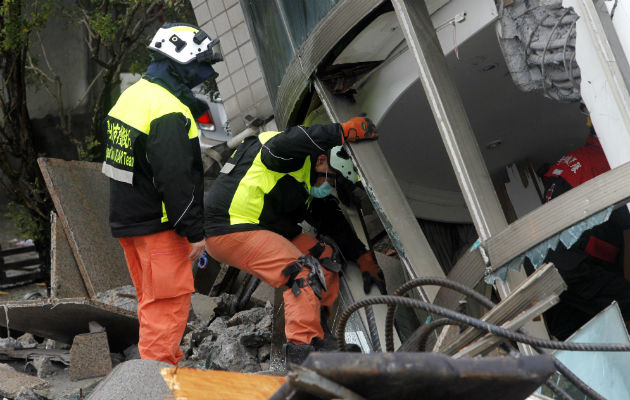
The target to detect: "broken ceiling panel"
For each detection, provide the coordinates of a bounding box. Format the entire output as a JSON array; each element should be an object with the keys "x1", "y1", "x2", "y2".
[{"x1": 38, "y1": 158, "x2": 131, "y2": 297}]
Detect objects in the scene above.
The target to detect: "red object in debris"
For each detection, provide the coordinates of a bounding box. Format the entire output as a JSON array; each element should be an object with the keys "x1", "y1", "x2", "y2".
[{"x1": 197, "y1": 111, "x2": 214, "y2": 126}]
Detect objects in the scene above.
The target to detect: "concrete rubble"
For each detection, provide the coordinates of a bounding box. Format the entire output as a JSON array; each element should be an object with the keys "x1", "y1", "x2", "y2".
[
  {"x1": 85, "y1": 360, "x2": 173, "y2": 400},
  {"x1": 38, "y1": 158, "x2": 131, "y2": 297},
  {"x1": 183, "y1": 293, "x2": 273, "y2": 373},
  {"x1": 68, "y1": 332, "x2": 112, "y2": 381},
  {"x1": 0, "y1": 363, "x2": 48, "y2": 399}
]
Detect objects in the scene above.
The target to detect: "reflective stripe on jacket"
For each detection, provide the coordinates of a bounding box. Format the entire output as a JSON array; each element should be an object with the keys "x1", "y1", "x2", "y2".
[
  {"x1": 103, "y1": 78, "x2": 204, "y2": 242},
  {"x1": 204, "y1": 124, "x2": 343, "y2": 239}
]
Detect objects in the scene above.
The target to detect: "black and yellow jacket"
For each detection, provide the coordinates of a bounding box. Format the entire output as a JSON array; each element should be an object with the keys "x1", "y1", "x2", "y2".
[
  {"x1": 204, "y1": 124, "x2": 342, "y2": 239},
  {"x1": 102, "y1": 61, "x2": 205, "y2": 242}
]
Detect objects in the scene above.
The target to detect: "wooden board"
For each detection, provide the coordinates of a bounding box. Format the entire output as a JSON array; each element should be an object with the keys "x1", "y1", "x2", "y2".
[{"x1": 160, "y1": 368, "x2": 286, "y2": 400}]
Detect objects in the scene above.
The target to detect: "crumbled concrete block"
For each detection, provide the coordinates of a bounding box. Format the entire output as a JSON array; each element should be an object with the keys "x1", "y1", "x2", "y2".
[
  {"x1": 226, "y1": 307, "x2": 267, "y2": 327},
  {"x1": 92, "y1": 286, "x2": 137, "y2": 313},
  {"x1": 69, "y1": 332, "x2": 112, "y2": 381},
  {"x1": 17, "y1": 333, "x2": 39, "y2": 349},
  {"x1": 0, "y1": 363, "x2": 48, "y2": 399},
  {"x1": 25, "y1": 355, "x2": 59, "y2": 378},
  {"x1": 258, "y1": 344, "x2": 271, "y2": 362},
  {"x1": 239, "y1": 331, "x2": 268, "y2": 348},
  {"x1": 0, "y1": 337, "x2": 17, "y2": 350},
  {"x1": 44, "y1": 339, "x2": 70, "y2": 350},
  {"x1": 88, "y1": 321, "x2": 105, "y2": 333},
  {"x1": 122, "y1": 344, "x2": 140, "y2": 361},
  {"x1": 38, "y1": 158, "x2": 131, "y2": 296},
  {"x1": 190, "y1": 293, "x2": 220, "y2": 323},
  {"x1": 0, "y1": 298, "x2": 138, "y2": 352},
  {"x1": 86, "y1": 359, "x2": 173, "y2": 400},
  {"x1": 13, "y1": 387, "x2": 50, "y2": 400},
  {"x1": 50, "y1": 212, "x2": 88, "y2": 299}
]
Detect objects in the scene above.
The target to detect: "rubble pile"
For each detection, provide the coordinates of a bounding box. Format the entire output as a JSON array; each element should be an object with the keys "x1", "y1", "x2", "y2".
[
  {"x1": 92, "y1": 286, "x2": 137, "y2": 313},
  {"x1": 0, "y1": 332, "x2": 106, "y2": 400},
  {"x1": 181, "y1": 293, "x2": 273, "y2": 373}
]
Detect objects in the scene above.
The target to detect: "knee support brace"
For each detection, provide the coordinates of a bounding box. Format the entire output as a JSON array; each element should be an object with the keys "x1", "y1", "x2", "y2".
[{"x1": 282, "y1": 255, "x2": 327, "y2": 299}]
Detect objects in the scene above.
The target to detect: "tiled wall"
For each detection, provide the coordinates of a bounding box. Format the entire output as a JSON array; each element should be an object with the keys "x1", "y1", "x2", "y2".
[{"x1": 192, "y1": 0, "x2": 274, "y2": 134}]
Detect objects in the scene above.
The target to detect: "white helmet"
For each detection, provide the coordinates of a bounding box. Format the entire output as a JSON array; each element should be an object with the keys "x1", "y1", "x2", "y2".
[
  {"x1": 329, "y1": 145, "x2": 359, "y2": 183},
  {"x1": 148, "y1": 23, "x2": 222, "y2": 65}
]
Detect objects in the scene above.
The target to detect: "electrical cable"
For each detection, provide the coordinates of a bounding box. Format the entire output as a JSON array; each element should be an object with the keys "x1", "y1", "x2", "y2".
[
  {"x1": 365, "y1": 305, "x2": 382, "y2": 352},
  {"x1": 337, "y1": 295, "x2": 630, "y2": 353},
  {"x1": 407, "y1": 290, "x2": 606, "y2": 400},
  {"x1": 416, "y1": 318, "x2": 466, "y2": 352},
  {"x1": 418, "y1": 319, "x2": 603, "y2": 400},
  {"x1": 384, "y1": 277, "x2": 495, "y2": 352}
]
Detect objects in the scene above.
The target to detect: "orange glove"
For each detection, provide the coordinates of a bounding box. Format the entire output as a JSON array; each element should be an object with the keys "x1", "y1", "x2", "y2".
[
  {"x1": 341, "y1": 117, "x2": 378, "y2": 143},
  {"x1": 356, "y1": 251, "x2": 387, "y2": 294}
]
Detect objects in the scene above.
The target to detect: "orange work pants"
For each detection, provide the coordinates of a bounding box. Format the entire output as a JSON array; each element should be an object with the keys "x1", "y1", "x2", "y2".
[
  {"x1": 119, "y1": 230, "x2": 195, "y2": 365},
  {"x1": 205, "y1": 231, "x2": 339, "y2": 345}
]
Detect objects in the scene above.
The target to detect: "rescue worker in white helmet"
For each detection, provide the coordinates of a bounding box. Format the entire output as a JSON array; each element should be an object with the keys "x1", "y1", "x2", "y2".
[{"x1": 101, "y1": 23, "x2": 222, "y2": 365}]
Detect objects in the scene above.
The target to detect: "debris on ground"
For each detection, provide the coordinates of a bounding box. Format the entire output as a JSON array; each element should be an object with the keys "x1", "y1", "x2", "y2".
[
  {"x1": 181, "y1": 293, "x2": 273, "y2": 373},
  {"x1": 0, "y1": 363, "x2": 48, "y2": 399},
  {"x1": 85, "y1": 359, "x2": 173, "y2": 400},
  {"x1": 92, "y1": 286, "x2": 137, "y2": 314}
]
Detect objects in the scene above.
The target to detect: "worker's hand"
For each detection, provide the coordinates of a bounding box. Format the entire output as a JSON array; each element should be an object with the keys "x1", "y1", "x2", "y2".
[
  {"x1": 189, "y1": 240, "x2": 206, "y2": 261},
  {"x1": 341, "y1": 117, "x2": 378, "y2": 143},
  {"x1": 357, "y1": 252, "x2": 387, "y2": 294}
]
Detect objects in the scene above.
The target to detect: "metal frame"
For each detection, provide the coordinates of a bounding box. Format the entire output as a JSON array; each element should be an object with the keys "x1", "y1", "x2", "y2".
[
  {"x1": 314, "y1": 79, "x2": 444, "y2": 302},
  {"x1": 486, "y1": 162, "x2": 630, "y2": 270},
  {"x1": 391, "y1": 0, "x2": 507, "y2": 242},
  {"x1": 273, "y1": 0, "x2": 385, "y2": 128}
]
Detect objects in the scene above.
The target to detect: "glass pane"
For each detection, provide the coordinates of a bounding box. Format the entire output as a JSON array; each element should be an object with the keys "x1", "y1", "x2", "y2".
[
  {"x1": 551, "y1": 303, "x2": 630, "y2": 400},
  {"x1": 241, "y1": 0, "x2": 294, "y2": 106},
  {"x1": 277, "y1": 0, "x2": 339, "y2": 49}
]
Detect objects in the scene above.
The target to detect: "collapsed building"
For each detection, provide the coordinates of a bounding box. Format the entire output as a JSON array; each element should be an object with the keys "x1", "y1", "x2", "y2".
[{"x1": 2, "y1": 0, "x2": 630, "y2": 399}]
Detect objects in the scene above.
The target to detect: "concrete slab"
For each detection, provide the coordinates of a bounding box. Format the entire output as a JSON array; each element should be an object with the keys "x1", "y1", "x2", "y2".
[
  {"x1": 0, "y1": 363, "x2": 48, "y2": 399},
  {"x1": 50, "y1": 212, "x2": 88, "y2": 299},
  {"x1": 86, "y1": 359, "x2": 173, "y2": 400},
  {"x1": 0, "y1": 298, "x2": 138, "y2": 352},
  {"x1": 38, "y1": 158, "x2": 131, "y2": 297},
  {"x1": 70, "y1": 332, "x2": 112, "y2": 381}
]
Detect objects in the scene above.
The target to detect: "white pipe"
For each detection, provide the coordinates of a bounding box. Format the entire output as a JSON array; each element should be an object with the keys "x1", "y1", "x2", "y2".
[{"x1": 226, "y1": 126, "x2": 258, "y2": 149}]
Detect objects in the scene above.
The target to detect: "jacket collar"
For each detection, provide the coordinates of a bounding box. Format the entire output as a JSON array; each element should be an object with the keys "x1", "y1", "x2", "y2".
[{"x1": 143, "y1": 60, "x2": 208, "y2": 119}]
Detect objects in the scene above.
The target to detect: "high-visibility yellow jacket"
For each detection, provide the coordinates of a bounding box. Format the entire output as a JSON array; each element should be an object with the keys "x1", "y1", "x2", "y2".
[
  {"x1": 204, "y1": 124, "x2": 342, "y2": 239},
  {"x1": 102, "y1": 76, "x2": 204, "y2": 242}
]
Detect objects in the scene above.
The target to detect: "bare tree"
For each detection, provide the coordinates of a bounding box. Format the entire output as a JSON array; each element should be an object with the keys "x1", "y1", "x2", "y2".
[{"x1": 0, "y1": 0, "x2": 195, "y2": 262}]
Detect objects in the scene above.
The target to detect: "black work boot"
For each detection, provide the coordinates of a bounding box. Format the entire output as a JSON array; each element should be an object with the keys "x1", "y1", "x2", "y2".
[
  {"x1": 283, "y1": 343, "x2": 315, "y2": 366},
  {"x1": 314, "y1": 307, "x2": 362, "y2": 352},
  {"x1": 313, "y1": 307, "x2": 338, "y2": 351}
]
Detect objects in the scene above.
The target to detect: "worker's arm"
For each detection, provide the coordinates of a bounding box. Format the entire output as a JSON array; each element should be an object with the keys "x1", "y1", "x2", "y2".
[
  {"x1": 307, "y1": 196, "x2": 367, "y2": 261},
  {"x1": 146, "y1": 113, "x2": 204, "y2": 243},
  {"x1": 261, "y1": 124, "x2": 342, "y2": 172}
]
